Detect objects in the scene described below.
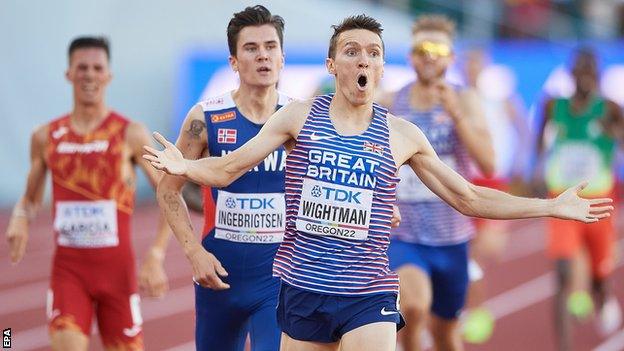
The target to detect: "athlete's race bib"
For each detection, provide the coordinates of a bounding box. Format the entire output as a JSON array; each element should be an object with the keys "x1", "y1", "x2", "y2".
[
  {"x1": 397, "y1": 155, "x2": 457, "y2": 201},
  {"x1": 296, "y1": 178, "x2": 373, "y2": 241},
  {"x1": 214, "y1": 190, "x2": 285, "y2": 244},
  {"x1": 54, "y1": 200, "x2": 118, "y2": 248},
  {"x1": 550, "y1": 142, "x2": 601, "y2": 185}
]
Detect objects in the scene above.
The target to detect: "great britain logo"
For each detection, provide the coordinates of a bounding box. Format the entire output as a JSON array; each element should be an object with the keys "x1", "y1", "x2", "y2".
[{"x1": 363, "y1": 141, "x2": 384, "y2": 155}]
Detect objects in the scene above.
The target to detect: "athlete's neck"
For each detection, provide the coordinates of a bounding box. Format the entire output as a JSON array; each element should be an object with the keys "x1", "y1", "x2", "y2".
[
  {"x1": 328, "y1": 91, "x2": 373, "y2": 136},
  {"x1": 409, "y1": 80, "x2": 439, "y2": 110},
  {"x1": 232, "y1": 85, "x2": 278, "y2": 124},
  {"x1": 572, "y1": 89, "x2": 595, "y2": 103},
  {"x1": 70, "y1": 103, "x2": 110, "y2": 134}
]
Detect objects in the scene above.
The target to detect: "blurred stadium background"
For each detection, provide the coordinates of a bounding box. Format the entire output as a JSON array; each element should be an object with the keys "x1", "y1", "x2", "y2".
[{"x1": 1, "y1": 0, "x2": 623, "y2": 350}]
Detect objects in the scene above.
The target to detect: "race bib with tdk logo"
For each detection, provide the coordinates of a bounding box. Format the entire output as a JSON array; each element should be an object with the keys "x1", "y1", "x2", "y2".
[
  {"x1": 214, "y1": 190, "x2": 285, "y2": 244},
  {"x1": 54, "y1": 200, "x2": 118, "y2": 248},
  {"x1": 296, "y1": 178, "x2": 373, "y2": 241}
]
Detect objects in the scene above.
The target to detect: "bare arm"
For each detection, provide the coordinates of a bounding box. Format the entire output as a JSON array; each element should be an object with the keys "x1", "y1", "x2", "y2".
[
  {"x1": 603, "y1": 100, "x2": 624, "y2": 144},
  {"x1": 155, "y1": 105, "x2": 208, "y2": 257},
  {"x1": 5, "y1": 125, "x2": 48, "y2": 264},
  {"x1": 147, "y1": 101, "x2": 308, "y2": 289},
  {"x1": 144, "y1": 100, "x2": 310, "y2": 187},
  {"x1": 127, "y1": 121, "x2": 174, "y2": 297},
  {"x1": 129, "y1": 121, "x2": 173, "y2": 255},
  {"x1": 531, "y1": 98, "x2": 555, "y2": 193},
  {"x1": 535, "y1": 98, "x2": 555, "y2": 160},
  {"x1": 452, "y1": 88, "x2": 495, "y2": 177},
  {"x1": 505, "y1": 95, "x2": 531, "y2": 179},
  {"x1": 389, "y1": 115, "x2": 612, "y2": 223}
]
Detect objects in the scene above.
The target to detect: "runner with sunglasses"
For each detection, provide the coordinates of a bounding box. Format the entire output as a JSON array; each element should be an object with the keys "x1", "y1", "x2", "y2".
[{"x1": 380, "y1": 15, "x2": 495, "y2": 351}]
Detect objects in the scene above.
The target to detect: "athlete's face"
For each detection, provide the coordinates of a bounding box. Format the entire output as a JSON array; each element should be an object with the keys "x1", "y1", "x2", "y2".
[
  {"x1": 572, "y1": 55, "x2": 598, "y2": 96},
  {"x1": 66, "y1": 48, "x2": 111, "y2": 106},
  {"x1": 230, "y1": 24, "x2": 284, "y2": 88},
  {"x1": 409, "y1": 30, "x2": 454, "y2": 84},
  {"x1": 326, "y1": 29, "x2": 384, "y2": 106}
]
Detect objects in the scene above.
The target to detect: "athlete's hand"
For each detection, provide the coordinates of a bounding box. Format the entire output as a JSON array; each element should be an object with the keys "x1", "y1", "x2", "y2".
[
  {"x1": 143, "y1": 132, "x2": 188, "y2": 176},
  {"x1": 436, "y1": 81, "x2": 461, "y2": 120},
  {"x1": 390, "y1": 204, "x2": 402, "y2": 228},
  {"x1": 552, "y1": 181, "x2": 613, "y2": 223},
  {"x1": 5, "y1": 216, "x2": 29, "y2": 264},
  {"x1": 187, "y1": 246, "x2": 230, "y2": 290},
  {"x1": 139, "y1": 248, "x2": 169, "y2": 298}
]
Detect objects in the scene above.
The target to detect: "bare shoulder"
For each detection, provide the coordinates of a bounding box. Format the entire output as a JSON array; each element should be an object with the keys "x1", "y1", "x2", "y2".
[
  {"x1": 31, "y1": 123, "x2": 49, "y2": 154},
  {"x1": 279, "y1": 98, "x2": 313, "y2": 116},
  {"x1": 125, "y1": 120, "x2": 152, "y2": 150},
  {"x1": 543, "y1": 97, "x2": 556, "y2": 111},
  {"x1": 268, "y1": 98, "x2": 313, "y2": 134},
  {"x1": 387, "y1": 113, "x2": 425, "y2": 141},
  {"x1": 186, "y1": 103, "x2": 206, "y2": 122},
  {"x1": 606, "y1": 99, "x2": 622, "y2": 115},
  {"x1": 387, "y1": 113, "x2": 426, "y2": 165},
  {"x1": 180, "y1": 104, "x2": 207, "y2": 136},
  {"x1": 32, "y1": 123, "x2": 49, "y2": 144}
]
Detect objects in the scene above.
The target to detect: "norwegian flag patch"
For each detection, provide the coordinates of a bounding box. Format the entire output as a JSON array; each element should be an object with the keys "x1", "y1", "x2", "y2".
[
  {"x1": 217, "y1": 129, "x2": 237, "y2": 144},
  {"x1": 363, "y1": 141, "x2": 384, "y2": 155}
]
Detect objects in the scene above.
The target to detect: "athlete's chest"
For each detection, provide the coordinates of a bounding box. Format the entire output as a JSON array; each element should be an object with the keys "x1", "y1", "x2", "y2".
[
  {"x1": 47, "y1": 124, "x2": 130, "y2": 175},
  {"x1": 205, "y1": 108, "x2": 287, "y2": 174}
]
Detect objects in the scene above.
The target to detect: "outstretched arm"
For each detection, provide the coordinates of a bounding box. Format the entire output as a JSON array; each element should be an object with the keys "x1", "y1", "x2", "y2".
[
  {"x1": 143, "y1": 100, "x2": 309, "y2": 187},
  {"x1": 6, "y1": 126, "x2": 48, "y2": 264},
  {"x1": 389, "y1": 116, "x2": 612, "y2": 223}
]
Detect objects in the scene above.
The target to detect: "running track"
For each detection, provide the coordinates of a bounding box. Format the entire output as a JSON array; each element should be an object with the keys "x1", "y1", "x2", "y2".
[{"x1": 0, "y1": 204, "x2": 622, "y2": 350}]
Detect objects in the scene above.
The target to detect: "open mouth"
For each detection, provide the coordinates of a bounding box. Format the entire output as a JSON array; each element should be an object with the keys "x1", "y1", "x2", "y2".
[
  {"x1": 357, "y1": 74, "x2": 368, "y2": 89},
  {"x1": 257, "y1": 67, "x2": 271, "y2": 73},
  {"x1": 81, "y1": 83, "x2": 98, "y2": 93}
]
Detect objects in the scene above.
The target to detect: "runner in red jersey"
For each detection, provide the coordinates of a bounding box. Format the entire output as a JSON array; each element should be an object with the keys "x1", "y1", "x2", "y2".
[{"x1": 5, "y1": 37, "x2": 170, "y2": 351}]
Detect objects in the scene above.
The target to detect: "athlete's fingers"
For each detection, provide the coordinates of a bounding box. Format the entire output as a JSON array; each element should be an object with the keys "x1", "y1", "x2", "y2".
[
  {"x1": 583, "y1": 217, "x2": 599, "y2": 223},
  {"x1": 149, "y1": 161, "x2": 165, "y2": 171},
  {"x1": 573, "y1": 181, "x2": 589, "y2": 194},
  {"x1": 142, "y1": 154, "x2": 160, "y2": 163},
  {"x1": 138, "y1": 277, "x2": 147, "y2": 291},
  {"x1": 390, "y1": 204, "x2": 401, "y2": 228},
  {"x1": 207, "y1": 267, "x2": 229, "y2": 288},
  {"x1": 7, "y1": 236, "x2": 19, "y2": 263},
  {"x1": 589, "y1": 205, "x2": 614, "y2": 214},
  {"x1": 390, "y1": 218, "x2": 400, "y2": 228},
  {"x1": 590, "y1": 212, "x2": 611, "y2": 219},
  {"x1": 152, "y1": 281, "x2": 166, "y2": 298},
  {"x1": 214, "y1": 260, "x2": 229, "y2": 277},
  {"x1": 204, "y1": 272, "x2": 230, "y2": 290},
  {"x1": 143, "y1": 145, "x2": 160, "y2": 156},
  {"x1": 211, "y1": 278, "x2": 230, "y2": 290},
  {"x1": 12, "y1": 235, "x2": 26, "y2": 264},
  {"x1": 153, "y1": 132, "x2": 174, "y2": 148},
  {"x1": 160, "y1": 280, "x2": 169, "y2": 295},
  {"x1": 589, "y1": 198, "x2": 613, "y2": 205}
]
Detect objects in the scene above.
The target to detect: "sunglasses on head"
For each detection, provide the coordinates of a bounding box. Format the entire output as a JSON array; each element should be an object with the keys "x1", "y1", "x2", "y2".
[{"x1": 412, "y1": 41, "x2": 452, "y2": 58}]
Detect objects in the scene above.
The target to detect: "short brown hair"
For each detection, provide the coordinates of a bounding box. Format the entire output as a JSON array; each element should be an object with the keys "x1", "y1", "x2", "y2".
[
  {"x1": 412, "y1": 14, "x2": 456, "y2": 38},
  {"x1": 328, "y1": 14, "x2": 384, "y2": 59},
  {"x1": 227, "y1": 5, "x2": 285, "y2": 56},
  {"x1": 68, "y1": 36, "x2": 110, "y2": 62}
]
